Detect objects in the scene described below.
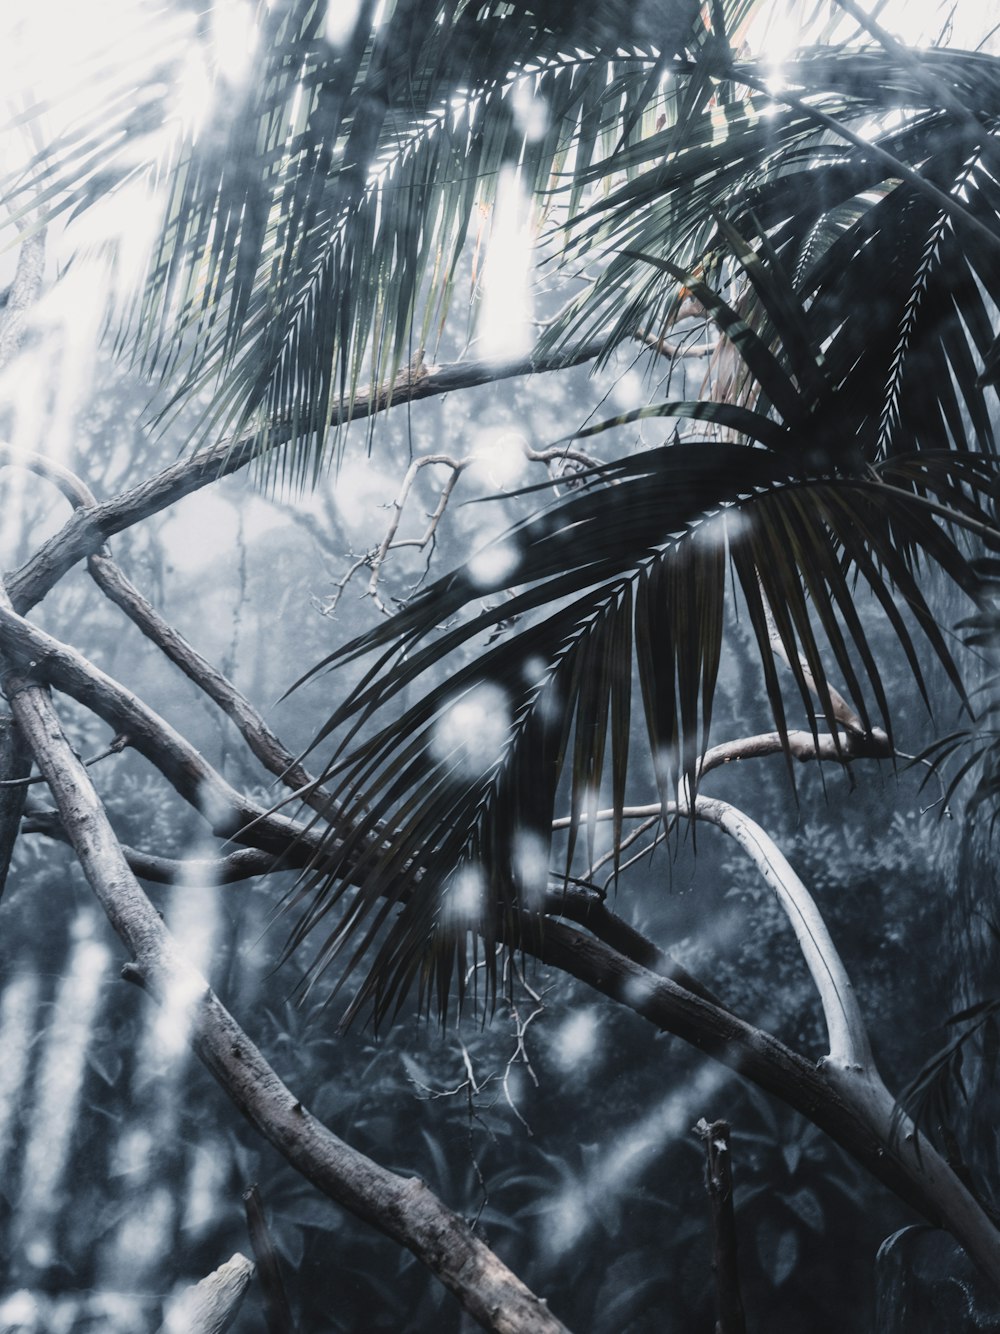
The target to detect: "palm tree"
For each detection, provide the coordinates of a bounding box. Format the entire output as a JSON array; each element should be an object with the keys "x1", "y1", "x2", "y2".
[{"x1": 11, "y1": 0, "x2": 1000, "y2": 1320}]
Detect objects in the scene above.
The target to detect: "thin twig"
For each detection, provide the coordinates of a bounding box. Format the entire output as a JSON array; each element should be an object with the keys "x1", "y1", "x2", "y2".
[{"x1": 0, "y1": 732, "x2": 128, "y2": 788}]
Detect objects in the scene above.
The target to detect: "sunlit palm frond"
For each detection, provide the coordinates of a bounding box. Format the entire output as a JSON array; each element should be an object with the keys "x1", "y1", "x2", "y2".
[
  {"x1": 16, "y1": 0, "x2": 729, "y2": 479},
  {"x1": 20, "y1": 13, "x2": 1000, "y2": 484}
]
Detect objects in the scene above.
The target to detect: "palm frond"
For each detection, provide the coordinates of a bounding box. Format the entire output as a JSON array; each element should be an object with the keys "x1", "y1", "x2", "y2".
[
  {"x1": 897, "y1": 993, "x2": 1000, "y2": 1156},
  {"x1": 542, "y1": 46, "x2": 1000, "y2": 468},
  {"x1": 285, "y1": 445, "x2": 999, "y2": 1023},
  {"x1": 19, "y1": 13, "x2": 1000, "y2": 488},
  {"x1": 17, "y1": 0, "x2": 732, "y2": 477}
]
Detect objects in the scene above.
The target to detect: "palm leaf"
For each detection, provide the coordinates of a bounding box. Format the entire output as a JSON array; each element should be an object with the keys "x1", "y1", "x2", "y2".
[
  {"x1": 285, "y1": 446, "x2": 999, "y2": 1022},
  {"x1": 16, "y1": 0, "x2": 735, "y2": 475}
]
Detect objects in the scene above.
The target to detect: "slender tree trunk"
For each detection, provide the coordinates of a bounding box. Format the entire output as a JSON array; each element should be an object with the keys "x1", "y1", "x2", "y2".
[{"x1": 695, "y1": 1119, "x2": 746, "y2": 1334}]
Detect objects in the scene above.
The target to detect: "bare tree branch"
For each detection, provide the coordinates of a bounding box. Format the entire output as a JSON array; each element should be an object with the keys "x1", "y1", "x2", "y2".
[
  {"x1": 0, "y1": 664, "x2": 572, "y2": 1334},
  {"x1": 7, "y1": 338, "x2": 616, "y2": 615},
  {"x1": 693, "y1": 794, "x2": 872, "y2": 1072},
  {"x1": 544, "y1": 883, "x2": 728, "y2": 1010},
  {"x1": 531, "y1": 916, "x2": 1000, "y2": 1287},
  {"x1": 0, "y1": 444, "x2": 331, "y2": 810},
  {"x1": 88, "y1": 552, "x2": 330, "y2": 806},
  {"x1": 20, "y1": 807, "x2": 287, "y2": 884},
  {"x1": 0, "y1": 601, "x2": 320, "y2": 857},
  {"x1": 319, "y1": 438, "x2": 607, "y2": 617}
]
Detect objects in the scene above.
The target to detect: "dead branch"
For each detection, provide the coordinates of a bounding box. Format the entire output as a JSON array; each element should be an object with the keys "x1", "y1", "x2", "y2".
[
  {"x1": 636, "y1": 329, "x2": 718, "y2": 360},
  {"x1": 88, "y1": 552, "x2": 331, "y2": 807},
  {"x1": 320, "y1": 439, "x2": 606, "y2": 617},
  {"x1": 759, "y1": 588, "x2": 867, "y2": 736}
]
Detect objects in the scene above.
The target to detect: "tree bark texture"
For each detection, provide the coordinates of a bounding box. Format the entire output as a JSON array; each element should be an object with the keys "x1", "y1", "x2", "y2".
[{"x1": 1, "y1": 671, "x2": 571, "y2": 1334}]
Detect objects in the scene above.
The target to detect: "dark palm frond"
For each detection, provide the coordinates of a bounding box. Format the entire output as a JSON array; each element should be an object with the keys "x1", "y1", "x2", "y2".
[
  {"x1": 284, "y1": 442, "x2": 1000, "y2": 1023},
  {"x1": 897, "y1": 994, "x2": 1000, "y2": 1154},
  {"x1": 913, "y1": 575, "x2": 1000, "y2": 822},
  {"x1": 542, "y1": 46, "x2": 1000, "y2": 467},
  {"x1": 281, "y1": 158, "x2": 1000, "y2": 1021}
]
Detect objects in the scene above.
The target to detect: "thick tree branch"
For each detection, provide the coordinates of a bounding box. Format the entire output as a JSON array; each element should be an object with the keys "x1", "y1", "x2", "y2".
[
  {"x1": 552, "y1": 725, "x2": 890, "y2": 1067},
  {"x1": 0, "y1": 602, "x2": 320, "y2": 857},
  {"x1": 558, "y1": 789, "x2": 871, "y2": 1070},
  {"x1": 544, "y1": 883, "x2": 727, "y2": 1010},
  {"x1": 1, "y1": 669, "x2": 571, "y2": 1334}
]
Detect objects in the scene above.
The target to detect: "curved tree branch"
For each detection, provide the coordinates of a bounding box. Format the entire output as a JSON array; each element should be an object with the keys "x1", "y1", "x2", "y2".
[
  {"x1": 694, "y1": 794, "x2": 873, "y2": 1072},
  {"x1": 0, "y1": 600, "x2": 319, "y2": 857},
  {"x1": 531, "y1": 916, "x2": 1000, "y2": 1289},
  {"x1": 0, "y1": 666, "x2": 571, "y2": 1334},
  {"x1": 0, "y1": 443, "x2": 332, "y2": 810}
]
